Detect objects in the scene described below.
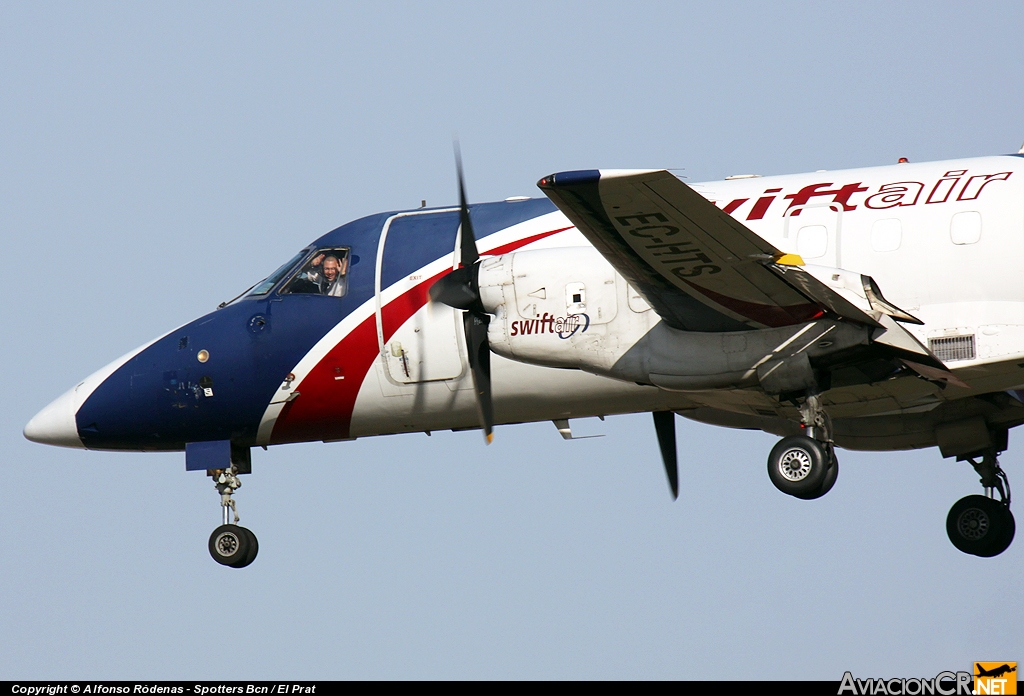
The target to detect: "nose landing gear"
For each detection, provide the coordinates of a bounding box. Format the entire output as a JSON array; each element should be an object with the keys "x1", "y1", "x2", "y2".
[
  {"x1": 208, "y1": 466, "x2": 259, "y2": 568},
  {"x1": 946, "y1": 452, "x2": 1014, "y2": 557},
  {"x1": 209, "y1": 524, "x2": 258, "y2": 567}
]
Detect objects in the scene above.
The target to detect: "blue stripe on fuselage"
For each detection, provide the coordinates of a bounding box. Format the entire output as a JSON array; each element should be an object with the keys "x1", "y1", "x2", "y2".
[{"x1": 381, "y1": 211, "x2": 461, "y2": 289}]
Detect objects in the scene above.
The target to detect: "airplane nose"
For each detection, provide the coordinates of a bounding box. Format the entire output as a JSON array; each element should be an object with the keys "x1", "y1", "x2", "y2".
[{"x1": 24, "y1": 387, "x2": 84, "y2": 448}]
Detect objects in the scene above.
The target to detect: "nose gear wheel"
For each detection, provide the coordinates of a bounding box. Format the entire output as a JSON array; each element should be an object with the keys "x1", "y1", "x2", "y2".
[{"x1": 206, "y1": 465, "x2": 259, "y2": 568}]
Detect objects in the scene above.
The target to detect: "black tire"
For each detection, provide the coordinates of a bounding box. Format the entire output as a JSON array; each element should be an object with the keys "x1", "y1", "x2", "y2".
[
  {"x1": 209, "y1": 524, "x2": 251, "y2": 566},
  {"x1": 767, "y1": 436, "x2": 828, "y2": 497},
  {"x1": 994, "y1": 507, "x2": 1016, "y2": 556},
  {"x1": 999, "y1": 505, "x2": 1015, "y2": 552},
  {"x1": 231, "y1": 527, "x2": 259, "y2": 568},
  {"x1": 972, "y1": 503, "x2": 1014, "y2": 558},
  {"x1": 794, "y1": 451, "x2": 839, "y2": 500},
  {"x1": 946, "y1": 495, "x2": 1015, "y2": 557}
]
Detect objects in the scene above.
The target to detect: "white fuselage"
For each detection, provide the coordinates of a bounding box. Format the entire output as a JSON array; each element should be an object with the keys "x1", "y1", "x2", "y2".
[{"x1": 336, "y1": 156, "x2": 1024, "y2": 446}]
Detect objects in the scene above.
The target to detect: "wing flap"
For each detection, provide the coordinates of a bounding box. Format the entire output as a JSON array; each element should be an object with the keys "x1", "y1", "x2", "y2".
[{"x1": 767, "y1": 264, "x2": 883, "y2": 328}]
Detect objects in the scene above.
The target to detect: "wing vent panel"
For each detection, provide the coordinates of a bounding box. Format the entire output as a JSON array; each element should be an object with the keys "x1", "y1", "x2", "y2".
[{"x1": 929, "y1": 335, "x2": 976, "y2": 362}]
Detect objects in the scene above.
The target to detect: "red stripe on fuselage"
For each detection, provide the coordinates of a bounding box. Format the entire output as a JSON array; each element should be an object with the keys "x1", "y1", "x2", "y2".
[{"x1": 269, "y1": 226, "x2": 572, "y2": 444}]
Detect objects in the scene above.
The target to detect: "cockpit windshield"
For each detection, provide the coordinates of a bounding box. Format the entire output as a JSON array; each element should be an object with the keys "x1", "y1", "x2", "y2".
[
  {"x1": 248, "y1": 251, "x2": 308, "y2": 296},
  {"x1": 246, "y1": 247, "x2": 352, "y2": 298}
]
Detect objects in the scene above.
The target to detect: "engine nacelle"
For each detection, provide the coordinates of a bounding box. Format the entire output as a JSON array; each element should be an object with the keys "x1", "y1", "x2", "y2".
[
  {"x1": 477, "y1": 247, "x2": 885, "y2": 394},
  {"x1": 478, "y1": 246, "x2": 658, "y2": 372}
]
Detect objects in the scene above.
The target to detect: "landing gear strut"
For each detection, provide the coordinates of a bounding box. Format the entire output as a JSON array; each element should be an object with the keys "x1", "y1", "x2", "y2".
[
  {"x1": 947, "y1": 452, "x2": 1015, "y2": 557},
  {"x1": 767, "y1": 395, "x2": 838, "y2": 500},
  {"x1": 208, "y1": 466, "x2": 259, "y2": 568}
]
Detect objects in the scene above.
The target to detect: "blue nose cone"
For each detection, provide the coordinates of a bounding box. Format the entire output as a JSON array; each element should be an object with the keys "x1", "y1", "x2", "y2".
[
  {"x1": 75, "y1": 305, "x2": 266, "y2": 450},
  {"x1": 26, "y1": 287, "x2": 348, "y2": 452},
  {"x1": 23, "y1": 337, "x2": 170, "y2": 449}
]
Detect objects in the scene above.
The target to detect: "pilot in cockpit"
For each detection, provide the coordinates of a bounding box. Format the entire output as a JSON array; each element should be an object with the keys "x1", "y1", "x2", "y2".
[{"x1": 290, "y1": 251, "x2": 349, "y2": 296}]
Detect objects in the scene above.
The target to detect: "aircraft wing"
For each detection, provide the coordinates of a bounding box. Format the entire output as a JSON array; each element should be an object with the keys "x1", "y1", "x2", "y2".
[{"x1": 537, "y1": 169, "x2": 883, "y2": 333}]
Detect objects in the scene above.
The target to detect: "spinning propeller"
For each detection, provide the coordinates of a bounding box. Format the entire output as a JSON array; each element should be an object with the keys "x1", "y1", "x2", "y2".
[
  {"x1": 430, "y1": 144, "x2": 495, "y2": 443},
  {"x1": 433, "y1": 147, "x2": 679, "y2": 493},
  {"x1": 653, "y1": 411, "x2": 679, "y2": 499}
]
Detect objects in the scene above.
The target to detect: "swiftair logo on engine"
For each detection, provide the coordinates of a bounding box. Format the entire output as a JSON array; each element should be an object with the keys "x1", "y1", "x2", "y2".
[{"x1": 509, "y1": 312, "x2": 590, "y2": 339}]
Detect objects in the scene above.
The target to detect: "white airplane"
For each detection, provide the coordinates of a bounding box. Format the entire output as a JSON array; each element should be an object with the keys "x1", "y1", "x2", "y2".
[{"x1": 24, "y1": 149, "x2": 1023, "y2": 566}]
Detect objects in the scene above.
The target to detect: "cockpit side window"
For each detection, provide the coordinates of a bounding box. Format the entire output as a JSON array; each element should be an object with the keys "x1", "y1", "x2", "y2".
[{"x1": 280, "y1": 248, "x2": 351, "y2": 297}]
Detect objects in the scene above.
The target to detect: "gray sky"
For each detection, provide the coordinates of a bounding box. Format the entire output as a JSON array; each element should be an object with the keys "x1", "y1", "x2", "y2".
[{"x1": 2, "y1": 1, "x2": 1022, "y2": 680}]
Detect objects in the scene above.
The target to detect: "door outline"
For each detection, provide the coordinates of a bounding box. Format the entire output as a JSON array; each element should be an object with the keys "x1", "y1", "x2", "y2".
[{"x1": 374, "y1": 208, "x2": 466, "y2": 385}]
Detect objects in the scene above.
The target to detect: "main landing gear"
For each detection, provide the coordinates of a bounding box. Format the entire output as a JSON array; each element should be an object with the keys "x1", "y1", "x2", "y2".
[
  {"x1": 767, "y1": 395, "x2": 838, "y2": 501},
  {"x1": 208, "y1": 466, "x2": 259, "y2": 568},
  {"x1": 946, "y1": 452, "x2": 1015, "y2": 557},
  {"x1": 762, "y1": 394, "x2": 1016, "y2": 556}
]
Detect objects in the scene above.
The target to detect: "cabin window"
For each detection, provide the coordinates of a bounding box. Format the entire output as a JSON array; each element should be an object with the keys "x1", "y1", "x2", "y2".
[
  {"x1": 871, "y1": 218, "x2": 902, "y2": 252},
  {"x1": 950, "y1": 211, "x2": 982, "y2": 245},
  {"x1": 281, "y1": 248, "x2": 351, "y2": 296},
  {"x1": 796, "y1": 225, "x2": 828, "y2": 259}
]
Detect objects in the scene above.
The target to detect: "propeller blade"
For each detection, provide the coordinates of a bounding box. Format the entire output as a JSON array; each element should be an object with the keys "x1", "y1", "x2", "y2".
[
  {"x1": 429, "y1": 265, "x2": 479, "y2": 311},
  {"x1": 454, "y1": 140, "x2": 480, "y2": 268},
  {"x1": 653, "y1": 411, "x2": 679, "y2": 499},
  {"x1": 464, "y1": 311, "x2": 494, "y2": 444},
  {"x1": 448, "y1": 142, "x2": 493, "y2": 444}
]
